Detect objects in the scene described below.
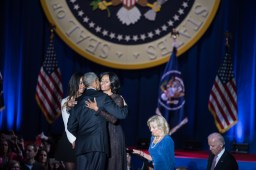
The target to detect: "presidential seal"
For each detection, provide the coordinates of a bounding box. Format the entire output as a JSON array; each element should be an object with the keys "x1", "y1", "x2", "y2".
[{"x1": 41, "y1": 0, "x2": 220, "y2": 69}]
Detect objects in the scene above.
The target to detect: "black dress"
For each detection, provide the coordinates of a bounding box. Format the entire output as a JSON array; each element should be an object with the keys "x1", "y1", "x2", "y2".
[
  {"x1": 99, "y1": 94, "x2": 127, "y2": 170},
  {"x1": 54, "y1": 97, "x2": 76, "y2": 162},
  {"x1": 54, "y1": 133, "x2": 75, "y2": 162}
]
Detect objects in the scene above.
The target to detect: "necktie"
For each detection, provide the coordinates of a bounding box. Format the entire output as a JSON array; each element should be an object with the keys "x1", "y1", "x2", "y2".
[{"x1": 210, "y1": 155, "x2": 217, "y2": 170}]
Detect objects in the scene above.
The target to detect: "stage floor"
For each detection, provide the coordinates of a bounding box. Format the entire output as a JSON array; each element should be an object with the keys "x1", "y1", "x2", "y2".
[
  {"x1": 131, "y1": 149, "x2": 256, "y2": 170},
  {"x1": 175, "y1": 149, "x2": 256, "y2": 162},
  {"x1": 175, "y1": 150, "x2": 256, "y2": 170}
]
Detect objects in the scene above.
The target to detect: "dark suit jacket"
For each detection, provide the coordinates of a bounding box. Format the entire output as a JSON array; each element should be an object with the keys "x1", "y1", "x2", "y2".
[
  {"x1": 206, "y1": 150, "x2": 238, "y2": 170},
  {"x1": 67, "y1": 89, "x2": 128, "y2": 156}
]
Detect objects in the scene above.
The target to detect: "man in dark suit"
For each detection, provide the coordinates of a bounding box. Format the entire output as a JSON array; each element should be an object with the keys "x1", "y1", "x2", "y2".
[
  {"x1": 206, "y1": 132, "x2": 238, "y2": 170},
  {"x1": 20, "y1": 143, "x2": 45, "y2": 170},
  {"x1": 67, "y1": 72, "x2": 128, "y2": 170}
]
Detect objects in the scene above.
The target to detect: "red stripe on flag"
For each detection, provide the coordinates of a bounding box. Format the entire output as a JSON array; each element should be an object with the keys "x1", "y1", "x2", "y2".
[
  {"x1": 210, "y1": 87, "x2": 230, "y2": 126},
  {"x1": 214, "y1": 78, "x2": 235, "y2": 123},
  {"x1": 38, "y1": 71, "x2": 60, "y2": 112},
  {"x1": 208, "y1": 101, "x2": 225, "y2": 130},
  {"x1": 50, "y1": 69, "x2": 63, "y2": 97},
  {"x1": 42, "y1": 70, "x2": 62, "y2": 103},
  {"x1": 227, "y1": 79, "x2": 238, "y2": 111},
  {"x1": 223, "y1": 84, "x2": 237, "y2": 121},
  {"x1": 36, "y1": 76, "x2": 56, "y2": 116}
]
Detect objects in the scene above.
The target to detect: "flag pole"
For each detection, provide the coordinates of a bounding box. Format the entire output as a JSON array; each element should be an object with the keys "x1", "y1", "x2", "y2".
[
  {"x1": 225, "y1": 32, "x2": 232, "y2": 53},
  {"x1": 169, "y1": 29, "x2": 188, "y2": 135},
  {"x1": 208, "y1": 32, "x2": 238, "y2": 133},
  {"x1": 35, "y1": 24, "x2": 64, "y2": 123},
  {"x1": 171, "y1": 28, "x2": 179, "y2": 48},
  {"x1": 156, "y1": 28, "x2": 188, "y2": 135}
]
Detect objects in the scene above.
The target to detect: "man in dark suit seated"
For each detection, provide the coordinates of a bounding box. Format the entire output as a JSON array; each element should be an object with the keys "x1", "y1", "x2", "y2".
[
  {"x1": 206, "y1": 132, "x2": 238, "y2": 170},
  {"x1": 67, "y1": 72, "x2": 128, "y2": 170}
]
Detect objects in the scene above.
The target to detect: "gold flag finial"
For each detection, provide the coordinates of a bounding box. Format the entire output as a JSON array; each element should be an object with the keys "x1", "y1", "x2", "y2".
[
  {"x1": 50, "y1": 25, "x2": 56, "y2": 42},
  {"x1": 171, "y1": 28, "x2": 179, "y2": 40},
  {"x1": 171, "y1": 28, "x2": 179, "y2": 49}
]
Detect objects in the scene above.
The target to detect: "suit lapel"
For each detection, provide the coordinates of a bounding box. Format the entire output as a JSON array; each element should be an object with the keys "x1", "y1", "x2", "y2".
[{"x1": 215, "y1": 151, "x2": 227, "y2": 169}]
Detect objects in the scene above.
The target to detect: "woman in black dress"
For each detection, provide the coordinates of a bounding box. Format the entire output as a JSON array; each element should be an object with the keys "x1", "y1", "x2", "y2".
[{"x1": 87, "y1": 72, "x2": 128, "y2": 170}]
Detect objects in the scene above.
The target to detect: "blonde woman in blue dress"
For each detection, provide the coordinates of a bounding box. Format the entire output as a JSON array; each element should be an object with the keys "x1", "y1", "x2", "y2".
[{"x1": 133, "y1": 115, "x2": 175, "y2": 170}]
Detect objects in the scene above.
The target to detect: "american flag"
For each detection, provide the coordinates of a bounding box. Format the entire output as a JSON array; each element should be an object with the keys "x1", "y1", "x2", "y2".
[
  {"x1": 208, "y1": 45, "x2": 238, "y2": 133},
  {"x1": 35, "y1": 40, "x2": 63, "y2": 123},
  {"x1": 0, "y1": 71, "x2": 4, "y2": 111}
]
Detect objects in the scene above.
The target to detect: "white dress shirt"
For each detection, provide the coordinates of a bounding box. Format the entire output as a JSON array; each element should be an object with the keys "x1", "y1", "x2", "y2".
[
  {"x1": 61, "y1": 97, "x2": 76, "y2": 143},
  {"x1": 215, "y1": 148, "x2": 225, "y2": 166}
]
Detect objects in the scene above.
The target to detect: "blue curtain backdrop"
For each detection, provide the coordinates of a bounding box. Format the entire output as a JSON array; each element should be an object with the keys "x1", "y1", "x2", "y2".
[{"x1": 0, "y1": 0, "x2": 256, "y2": 152}]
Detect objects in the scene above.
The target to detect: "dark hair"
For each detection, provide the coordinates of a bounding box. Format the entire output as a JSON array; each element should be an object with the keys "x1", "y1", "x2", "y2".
[
  {"x1": 8, "y1": 160, "x2": 20, "y2": 170},
  {"x1": 36, "y1": 148, "x2": 48, "y2": 161},
  {"x1": 68, "y1": 72, "x2": 84, "y2": 98},
  {"x1": 99, "y1": 72, "x2": 120, "y2": 94}
]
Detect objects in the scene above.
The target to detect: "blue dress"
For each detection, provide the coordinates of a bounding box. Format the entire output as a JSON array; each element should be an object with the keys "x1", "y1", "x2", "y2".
[{"x1": 148, "y1": 135, "x2": 175, "y2": 170}]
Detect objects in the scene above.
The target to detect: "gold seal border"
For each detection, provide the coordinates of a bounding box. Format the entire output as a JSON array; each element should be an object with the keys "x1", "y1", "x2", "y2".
[{"x1": 41, "y1": 0, "x2": 220, "y2": 70}]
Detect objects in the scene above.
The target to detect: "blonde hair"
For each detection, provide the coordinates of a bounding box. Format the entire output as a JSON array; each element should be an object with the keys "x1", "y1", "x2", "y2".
[{"x1": 147, "y1": 115, "x2": 170, "y2": 135}]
